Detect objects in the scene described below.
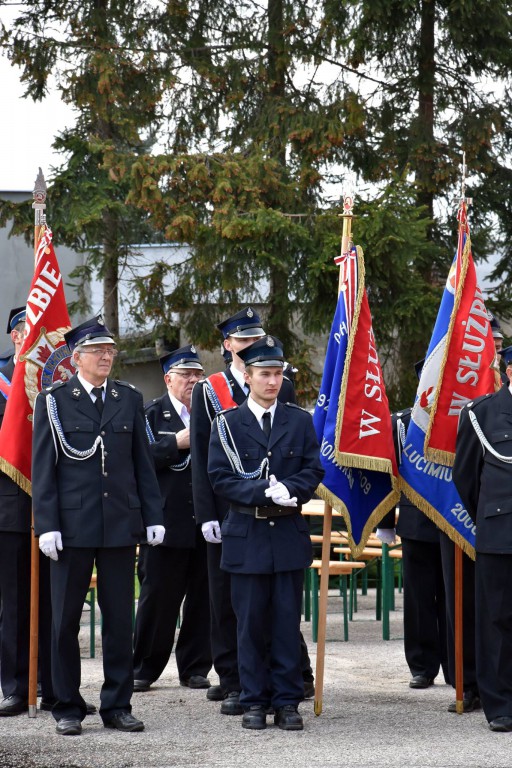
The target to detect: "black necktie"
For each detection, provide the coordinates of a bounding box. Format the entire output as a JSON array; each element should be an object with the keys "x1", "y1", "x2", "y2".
[
  {"x1": 91, "y1": 387, "x2": 104, "y2": 415},
  {"x1": 262, "y1": 411, "x2": 271, "y2": 441}
]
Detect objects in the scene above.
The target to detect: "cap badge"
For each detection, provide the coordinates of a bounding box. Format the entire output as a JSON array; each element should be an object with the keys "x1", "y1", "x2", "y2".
[
  {"x1": 247, "y1": 307, "x2": 254, "y2": 318},
  {"x1": 190, "y1": 345, "x2": 196, "y2": 353},
  {"x1": 266, "y1": 336, "x2": 275, "y2": 347}
]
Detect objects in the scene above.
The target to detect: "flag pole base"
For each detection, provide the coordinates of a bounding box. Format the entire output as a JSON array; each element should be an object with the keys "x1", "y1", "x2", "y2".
[
  {"x1": 314, "y1": 699, "x2": 322, "y2": 716},
  {"x1": 28, "y1": 704, "x2": 37, "y2": 718}
]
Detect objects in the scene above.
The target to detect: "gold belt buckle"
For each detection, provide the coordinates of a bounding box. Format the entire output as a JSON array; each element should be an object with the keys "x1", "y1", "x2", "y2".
[{"x1": 255, "y1": 507, "x2": 268, "y2": 519}]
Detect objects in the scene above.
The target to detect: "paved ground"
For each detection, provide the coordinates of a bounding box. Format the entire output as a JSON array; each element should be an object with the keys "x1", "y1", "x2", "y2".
[{"x1": 0, "y1": 589, "x2": 509, "y2": 768}]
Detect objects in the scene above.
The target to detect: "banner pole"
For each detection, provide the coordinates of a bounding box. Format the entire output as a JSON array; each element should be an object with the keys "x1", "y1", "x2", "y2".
[
  {"x1": 314, "y1": 195, "x2": 354, "y2": 716},
  {"x1": 28, "y1": 168, "x2": 47, "y2": 718}
]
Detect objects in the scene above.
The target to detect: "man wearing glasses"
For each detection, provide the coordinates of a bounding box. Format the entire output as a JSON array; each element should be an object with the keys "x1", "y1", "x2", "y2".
[
  {"x1": 32, "y1": 315, "x2": 164, "y2": 736},
  {"x1": 133, "y1": 345, "x2": 212, "y2": 693}
]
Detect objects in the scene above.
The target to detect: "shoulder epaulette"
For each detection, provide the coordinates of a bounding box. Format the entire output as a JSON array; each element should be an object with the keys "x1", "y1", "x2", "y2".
[
  {"x1": 144, "y1": 398, "x2": 160, "y2": 411},
  {"x1": 284, "y1": 402, "x2": 308, "y2": 412},
  {"x1": 395, "y1": 407, "x2": 412, "y2": 418},
  {"x1": 215, "y1": 405, "x2": 239, "y2": 417},
  {"x1": 465, "y1": 393, "x2": 493, "y2": 411},
  {"x1": 44, "y1": 380, "x2": 66, "y2": 393},
  {"x1": 114, "y1": 379, "x2": 139, "y2": 392}
]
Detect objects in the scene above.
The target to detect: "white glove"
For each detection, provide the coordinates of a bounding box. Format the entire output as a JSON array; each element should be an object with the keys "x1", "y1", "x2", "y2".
[
  {"x1": 272, "y1": 495, "x2": 298, "y2": 508},
  {"x1": 201, "y1": 520, "x2": 222, "y2": 544},
  {"x1": 265, "y1": 477, "x2": 291, "y2": 502},
  {"x1": 147, "y1": 525, "x2": 166, "y2": 546},
  {"x1": 376, "y1": 528, "x2": 396, "y2": 545},
  {"x1": 39, "y1": 531, "x2": 63, "y2": 561}
]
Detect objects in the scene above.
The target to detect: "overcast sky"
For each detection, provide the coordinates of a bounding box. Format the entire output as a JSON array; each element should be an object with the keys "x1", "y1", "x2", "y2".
[{"x1": 0, "y1": 50, "x2": 74, "y2": 192}]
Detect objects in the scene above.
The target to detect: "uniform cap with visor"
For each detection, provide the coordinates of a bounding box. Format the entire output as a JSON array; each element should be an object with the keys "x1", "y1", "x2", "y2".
[
  {"x1": 216, "y1": 307, "x2": 265, "y2": 339},
  {"x1": 160, "y1": 344, "x2": 203, "y2": 375},
  {"x1": 64, "y1": 314, "x2": 115, "y2": 353}
]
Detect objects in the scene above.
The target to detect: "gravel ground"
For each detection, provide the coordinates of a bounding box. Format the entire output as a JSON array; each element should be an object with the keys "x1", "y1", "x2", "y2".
[{"x1": 0, "y1": 589, "x2": 508, "y2": 768}]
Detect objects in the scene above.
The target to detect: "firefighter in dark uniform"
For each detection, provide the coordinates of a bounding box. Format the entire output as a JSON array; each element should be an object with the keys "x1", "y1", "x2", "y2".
[
  {"x1": 378, "y1": 405, "x2": 449, "y2": 691},
  {"x1": 0, "y1": 308, "x2": 51, "y2": 715},
  {"x1": 208, "y1": 335, "x2": 324, "y2": 730},
  {"x1": 133, "y1": 345, "x2": 212, "y2": 692},
  {"x1": 32, "y1": 315, "x2": 164, "y2": 736},
  {"x1": 453, "y1": 345, "x2": 512, "y2": 732},
  {"x1": 190, "y1": 307, "x2": 313, "y2": 716}
]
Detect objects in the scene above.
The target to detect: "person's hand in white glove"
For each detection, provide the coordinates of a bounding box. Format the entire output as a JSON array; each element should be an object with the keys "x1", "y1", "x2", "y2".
[
  {"x1": 264, "y1": 474, "x2": 291, "y2": 502},
  {"x1": 147, "y1": 525, "x2": 166, "y2": 546},
  {"x1": 39, "y1": 531, "x2": 63, "y2": 561},
  {"x1": 202, "y1": 520, "x2": 222, "y2": 544},
  {"x1": 375, "y1": 528, "x2": 396, "y2": 545}
]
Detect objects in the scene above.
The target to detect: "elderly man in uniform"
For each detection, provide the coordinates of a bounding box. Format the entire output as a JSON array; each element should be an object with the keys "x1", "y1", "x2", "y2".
[
  {"x1": 453, "y1": 345, "x2": 512, "y2": 732},
  {"x1": 133, "y1": 345, "x2": 212, "y2": 692},
  {"x1": 208, "y1": 335, "x2": 323, "y2": 731},
  {"x1": 32, "y1": 315, "x2": 165, "y2": 736},
  {"x1": 0, "y1": 308, "x2": 51, "y2": 715},
  {"x1": 191, "y1": 308, "x2": 314, "y2": 716}
]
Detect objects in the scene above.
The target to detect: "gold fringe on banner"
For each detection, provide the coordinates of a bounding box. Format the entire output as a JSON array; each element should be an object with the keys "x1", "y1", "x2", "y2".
[
  {"x1": 0, "y1": 457, "x2": 32, "y2": 496},
  {"x1": 399, "y1": 475, "x2": 475, "y2": 560},
  {"x1": 315, "y1": 481, "x2": 400, "y2": 560}
]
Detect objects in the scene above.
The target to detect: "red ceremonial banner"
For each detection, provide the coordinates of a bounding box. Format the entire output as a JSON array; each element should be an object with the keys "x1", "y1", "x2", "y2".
[
  {"x1": 0, "y1": 228, "x2": 72, "y2": 493},
  {"x1": 424, "y1": 204, "x2": 500, "y2": 465},
  {"x1": 334, "y1": 246, "x2": 398, "y2": 480}
]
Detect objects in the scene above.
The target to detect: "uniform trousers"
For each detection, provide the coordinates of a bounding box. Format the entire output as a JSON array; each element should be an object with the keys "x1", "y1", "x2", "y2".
[
  {"x1": 231, "y1": 569, "x2": 304, "y2": 709},
  {"x1": 50, "y1": 546, "x2": 136, "y2": 722},
  {"x1": 133, "y1": 535, "x2": 211, "y2": 683},
  {"x1": 401, "y1": 538, "x2": 448, "y2": 681},
  {"x1": 439, "y1": 532, "x2": 477, "y2": 693},
  {"x1": 0, "y1": 532, "x2": 53, "y2": 699},
  {"x1": 206, "y1": 541, "x2": 240, "y2": 693},
  {"x1": 475, "y1": 553, "x2": 512, "y2": 721}
]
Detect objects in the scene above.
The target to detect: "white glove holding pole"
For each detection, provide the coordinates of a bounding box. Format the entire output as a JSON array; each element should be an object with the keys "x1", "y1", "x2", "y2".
[
  {"x1": 147, "y1": 525, "x2": 166, "y2": 546},
  {"x1": 202, "y1": 520, "x2": 222, "y2": 544},
  {"x1": 375, "y1": 528, "x2": 396, "y2": 545},
  {"x1": 39, "y1": 531, "x2": 63, "y2": 561}
]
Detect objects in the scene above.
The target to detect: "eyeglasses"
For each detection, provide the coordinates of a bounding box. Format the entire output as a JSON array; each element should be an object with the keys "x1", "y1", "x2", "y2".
[
  {"x1": 169, "y1": 370, "x2": 203, "y2": 380},
  {"x1": 81, "y1": 348, "x2": 118, "y2": 358}
]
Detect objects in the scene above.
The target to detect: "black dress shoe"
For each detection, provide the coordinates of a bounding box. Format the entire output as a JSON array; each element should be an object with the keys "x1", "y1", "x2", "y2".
[
  {"x1": 133, "y1": 679, "x2": 152, "y2": 693},
  {"x1": 274, "y1": 705, "x2": 304, "y2": 731},
  {"x1": 56, "y1": 717, "x2": 82, "y2": 736},
  {"x1": 180, "y1": 675, "x2": 211, "y2": 689},
  {"x1": 220, "y1": 691, "x2": 244, "y2": 716},
  {"x1": 206, "y1": 685, "x2": 224, "y2": 701},
  {"x1": 104, "y1": 712, "x2": 144, "y2": 732},
  {"x1": 489, "y1": 716, "x2": 512, "y2": 732},
  {"x1": 448, "y1": 691, "x2": 481, "y2": 713},
  {"x1": 303, "y1": 680, "x2": 315, "y2": 699},
  {"x1": 242, "y1": 706, "x2": 267, "y2": 730},
  {"x1": 409, "y1": 675, "x2": 434, "y2": 689},
  {"x1": 40, "y1": 699, "x2": 97, "y2": 716},
  {"x1": 0, "y1": 695, "x2": 28, "y2": 716}
]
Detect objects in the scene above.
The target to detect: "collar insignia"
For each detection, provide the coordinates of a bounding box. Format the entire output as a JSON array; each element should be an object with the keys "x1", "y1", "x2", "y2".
[{"x1": 111, "y1": 388, "x2": 119, "y2": 398}]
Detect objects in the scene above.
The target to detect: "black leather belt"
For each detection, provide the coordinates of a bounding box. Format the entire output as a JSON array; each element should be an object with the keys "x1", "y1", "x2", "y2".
[{"x1": 230, "y1": 504, "x2": 297, "y2": 519}]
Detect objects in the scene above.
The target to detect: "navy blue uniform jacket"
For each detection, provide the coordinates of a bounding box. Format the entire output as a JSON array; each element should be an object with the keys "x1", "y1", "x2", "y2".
[
  {"x1": 32, "y1": 375, "x2": 163, "y2": 547},
  {"x1": 191, "y1": 369, "x2": 296, "y2": 527},
  {"x1": 453, "y1": 385, "x2": 512, "y2": 554},
  {"x1": 144, "y1": 393, "x2": 196, "y2": 548},
  {"x1": 207, "y1": 400, "x2": 324, "y2": 574}
]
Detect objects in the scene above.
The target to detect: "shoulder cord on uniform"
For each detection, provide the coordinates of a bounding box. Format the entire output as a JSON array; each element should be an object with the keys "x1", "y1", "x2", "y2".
[
  {"x1": 468, "y1": 409, "x2": 512, "y2": 464},
  {"x1": 204, "y1": 378, "x2": 223, "y2": 419},
  {"x1": 216, "y1": 413, "x2": 269, "y2": 480},
  {"x1": 145, "y1": 415, "x2": 190, "y2": 471},
  {"x1": 46, "y1": 394, "x2": 105, "y2": 473}
]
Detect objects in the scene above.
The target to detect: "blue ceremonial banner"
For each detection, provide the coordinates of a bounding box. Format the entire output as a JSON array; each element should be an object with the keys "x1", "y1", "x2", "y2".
[
  {"x1": 399, "y1": 248, "x2": 477, "y2": 558},
  {"x1": 313, "y1": 250, "x2": 399, "y2": 558}
]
